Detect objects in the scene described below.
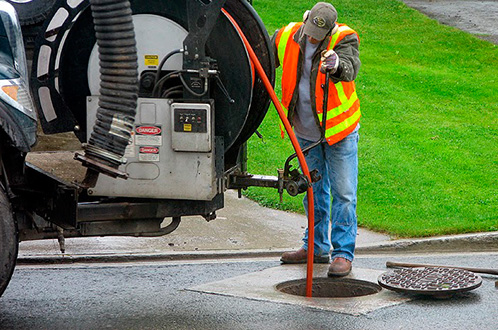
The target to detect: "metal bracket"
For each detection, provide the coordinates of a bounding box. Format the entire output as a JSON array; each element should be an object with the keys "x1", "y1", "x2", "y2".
[
  {"x1": 183, "y1": 0, "x2": 227, "y2": 66},
  {"x1": 227, "y1": 169, "x2": 312, "y2": 201}
]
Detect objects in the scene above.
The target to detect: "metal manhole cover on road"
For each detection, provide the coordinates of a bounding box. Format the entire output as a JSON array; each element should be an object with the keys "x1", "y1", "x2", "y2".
[{"x1": 378, "y1": 267, "x2": 482, "y2": 299}]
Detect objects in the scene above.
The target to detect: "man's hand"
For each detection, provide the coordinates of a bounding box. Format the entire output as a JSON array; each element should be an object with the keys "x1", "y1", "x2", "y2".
[{"x1": 320, "y1": 49, "x2": 339, "y2": 74}]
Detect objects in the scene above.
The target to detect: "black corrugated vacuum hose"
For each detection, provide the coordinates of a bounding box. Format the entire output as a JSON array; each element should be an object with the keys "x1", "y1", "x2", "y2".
[{"x1": 75, "y1": 0, "x2": 138, "y2": 184}]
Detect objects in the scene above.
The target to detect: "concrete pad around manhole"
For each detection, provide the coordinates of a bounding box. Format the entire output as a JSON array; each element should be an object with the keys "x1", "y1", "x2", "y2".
[{"x1": 187, "y1": 265, "x2": 413, "y2": 316}]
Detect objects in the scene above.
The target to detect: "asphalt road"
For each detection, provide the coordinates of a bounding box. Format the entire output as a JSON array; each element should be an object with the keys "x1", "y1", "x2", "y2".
[
  {"x1": 402, "y1": 0, "x2": 498, "y2": 44},
  {"x1": 1, "y1": 252, "x2": 497, "y2": 330}
]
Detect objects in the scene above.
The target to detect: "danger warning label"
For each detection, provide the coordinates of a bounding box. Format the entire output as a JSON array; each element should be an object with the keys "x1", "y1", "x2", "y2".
[
  {"x1": 139, "y1": 146, "x2": 160, "y2": 162},
  {"x1": 135, "y1": 125, "x2": 162, "y2": 146}
]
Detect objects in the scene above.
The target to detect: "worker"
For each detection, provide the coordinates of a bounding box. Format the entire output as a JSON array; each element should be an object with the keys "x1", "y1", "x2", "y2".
[{"x1": 273, "y1": 2, "x2": 361, "y2": 276}]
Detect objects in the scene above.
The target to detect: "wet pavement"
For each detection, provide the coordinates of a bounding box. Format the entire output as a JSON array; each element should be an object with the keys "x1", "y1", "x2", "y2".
[{"x1": 1, "y1": 252, "x2": 497, "y2": 330}]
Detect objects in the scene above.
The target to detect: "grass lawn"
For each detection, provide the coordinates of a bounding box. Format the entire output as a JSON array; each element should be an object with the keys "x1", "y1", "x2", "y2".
[{"x1": 244, "y1": 0, "x2": 498, "y2": 238}]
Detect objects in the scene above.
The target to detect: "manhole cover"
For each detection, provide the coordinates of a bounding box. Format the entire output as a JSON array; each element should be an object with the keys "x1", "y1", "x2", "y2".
[
  {"x1": 378, "y1": 267, "x2": 482, "y2": 299},
  {"x1": 276, "y1": 278, "x2": 382, "y2": 298}
]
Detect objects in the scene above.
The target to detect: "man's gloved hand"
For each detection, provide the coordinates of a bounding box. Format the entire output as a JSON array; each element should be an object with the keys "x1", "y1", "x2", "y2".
[{"x1": 320, "y1": 49, "x2": 339, "y2": 74}]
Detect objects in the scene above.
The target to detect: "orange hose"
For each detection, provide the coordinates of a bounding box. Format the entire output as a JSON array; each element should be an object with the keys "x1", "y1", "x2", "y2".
[{"x1": 222, "y1": 9, "x2": 315, "y2": 297}]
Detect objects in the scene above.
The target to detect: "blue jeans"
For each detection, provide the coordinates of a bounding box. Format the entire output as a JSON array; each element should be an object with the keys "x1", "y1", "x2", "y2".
[{"x1": 297, "y1": 128, "x2": 359, "y2": 262}]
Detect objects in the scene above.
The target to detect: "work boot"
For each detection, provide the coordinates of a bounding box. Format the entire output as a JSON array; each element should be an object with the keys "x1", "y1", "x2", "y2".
[
  {"x1": 327, "y1": 257, "x2": 352, "y2": 277},
  {"x1": 280, "y1": 248, "x2": 330, "y2": 264}
]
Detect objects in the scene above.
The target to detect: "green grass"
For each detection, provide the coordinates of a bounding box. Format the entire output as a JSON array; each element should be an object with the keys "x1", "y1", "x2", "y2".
[{"x1": 244, "y1": 0, "x2": 498, "y2": 238}]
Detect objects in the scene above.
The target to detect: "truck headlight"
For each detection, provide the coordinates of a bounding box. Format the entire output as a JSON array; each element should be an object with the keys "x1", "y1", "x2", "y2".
[{"x1": 0, "y1": 79, "x2": 36, "y2": 120}]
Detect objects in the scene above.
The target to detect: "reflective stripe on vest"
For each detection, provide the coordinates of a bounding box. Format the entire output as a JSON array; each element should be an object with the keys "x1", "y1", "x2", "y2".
[
  {"x1": 277, "y1": 23, "x2": 298, "y2": 67},
  {"x1": 276, "y1": 22, "x2": 301, "y2": 137},
  {"x1": 276, "y1": 22, "x2": 361, "y2": 145},
  {"x1": 316, "y1": 24, "x2": 360, "y2": 144}
]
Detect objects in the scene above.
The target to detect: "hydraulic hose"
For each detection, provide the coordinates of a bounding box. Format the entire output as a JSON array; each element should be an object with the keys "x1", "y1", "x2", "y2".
[
  {"x1": 154, "y1": 49, "x2": 184, "y2": 87},
  {"x1": 76, "y1": 0, "x2": 139, "y2": 181},
  {"x1": 222, "y1": 9, "x2": 316, "y2": 298}
]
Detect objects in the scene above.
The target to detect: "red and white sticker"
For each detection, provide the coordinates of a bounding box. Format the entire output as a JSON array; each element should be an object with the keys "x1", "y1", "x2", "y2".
[
  {"x1": 139, "y1": 146, "x2": 160, "y2": 162},
  {"x1": 135, "y1": 125, "x2": 162, "y2": 146},
  {"x1": 136, "y1": 126, "x2": 162, "y2": 135}
]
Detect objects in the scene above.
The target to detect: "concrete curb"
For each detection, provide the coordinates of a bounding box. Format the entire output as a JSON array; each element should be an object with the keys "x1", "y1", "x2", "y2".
[
  {"x1": 356, "y1": 232, "x2": 498, "y2": 254},
  {"x1": 16, "y1": 249, "x2": 287, "y2": 265},
  {"x1": 17, "y1": 232, "x2": 498, "y2": 265}
]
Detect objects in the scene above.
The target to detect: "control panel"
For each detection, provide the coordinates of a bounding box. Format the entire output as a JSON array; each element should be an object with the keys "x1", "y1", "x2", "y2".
[
  {"x1": 171, "y1": 103, "x2": 212, "y2": 152},
  {"x1": 174, "y1": 108, "x2": 208, "y2": 133},
  {"x1": 86, "y1": 98, "x2": 217, "y2": 200}
]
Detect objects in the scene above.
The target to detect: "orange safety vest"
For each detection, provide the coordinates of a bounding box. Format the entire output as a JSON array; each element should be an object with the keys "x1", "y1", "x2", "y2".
[{"x1": 276, "y1": 22, "x2": 361, "y2": 145}]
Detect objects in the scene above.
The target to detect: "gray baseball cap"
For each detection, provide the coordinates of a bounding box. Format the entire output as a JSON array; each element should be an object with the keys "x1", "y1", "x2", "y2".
[{"x1": 303, "y1": 2, "x2": 337, "y2": 41}]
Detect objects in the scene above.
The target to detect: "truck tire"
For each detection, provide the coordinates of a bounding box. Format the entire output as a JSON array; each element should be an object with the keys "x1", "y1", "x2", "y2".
[
  {"x1": 0, "y1": 188, "x2": 17, "y2": 298},
  {"x1": 6, "y1": 0, "x2": 57, "y2": 26}
]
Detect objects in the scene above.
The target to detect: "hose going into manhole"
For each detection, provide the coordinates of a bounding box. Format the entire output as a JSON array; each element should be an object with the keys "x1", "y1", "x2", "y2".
[{"x1": 222, "y1": 9, "x2": 316, "y2": 298}]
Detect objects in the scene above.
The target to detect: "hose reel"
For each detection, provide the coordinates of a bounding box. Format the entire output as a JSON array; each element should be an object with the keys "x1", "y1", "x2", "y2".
[{"x1": 31, "y1": 0, "x2": 274, "y2": 173}]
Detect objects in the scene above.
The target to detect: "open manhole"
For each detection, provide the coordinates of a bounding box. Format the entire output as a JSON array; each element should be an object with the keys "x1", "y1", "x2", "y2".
[{"x1": 276, "y1": 278, "x2": 382, "y2": 298}]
